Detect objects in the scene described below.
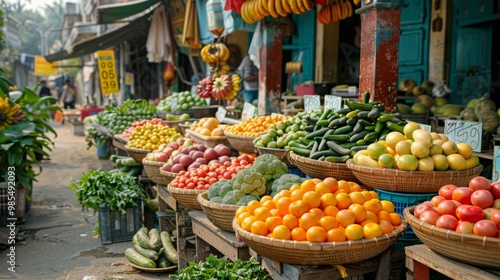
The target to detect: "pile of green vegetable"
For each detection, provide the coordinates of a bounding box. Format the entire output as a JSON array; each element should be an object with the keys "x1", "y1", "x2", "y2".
[
  {"x1": 208, "y1": 154, "x2": 302, "y2": 205},
  {"x1": 109, "y1": 155, "x2": 143, "y2": 177},
  {"x1": 254, "y1": 109, "x2": 323, "y2": 149},
  {"x1": 170, "y1": 255, "x2": 272, "y2": 280},
  {"x1": 289, "y1": 92, "x2": 409, "y2": 163},
  {"x1": 99, "y1": 99, "x2": 156, "y2": 135},
  {"x1": 157, "y1": 91, "x2": 207, "y2": 112},
  {"x1": 126, "y1": 227, "x2": 178, "y2": 268}
]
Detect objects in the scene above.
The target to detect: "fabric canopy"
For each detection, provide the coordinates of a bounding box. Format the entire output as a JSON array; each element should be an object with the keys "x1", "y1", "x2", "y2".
[
  {"x1": 96, "y1": 0, "x2": 161, "y2": 24},
  {"x1": 44, "y1": 12, "x2": 152, "y2": 63}
]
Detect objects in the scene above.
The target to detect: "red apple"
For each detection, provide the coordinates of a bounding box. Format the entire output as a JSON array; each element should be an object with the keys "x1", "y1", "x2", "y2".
[
  {"x1": 176, "y1": 137, "x2": 185, "y2": 146},
  {"x1": 456, "y1": 205, "x2": 484, "y2": 223},
  {"x1": 436, "y1": 214, "x2": 459, "y2": 230},
  {"x1": 439, "y1": 184, "x2": 458, "y2": 200},
  {"x1": 187, "y1": 146, "x2": 199, "y2": 153},
  {"x1": 471, "y1": 190, "x2": 494, "y2": 209},
  {"x1": 181, "y1": 147, "x2": 190, "y2": 155},
  {"x1": 473, "y1": 220, "x2": 498, "y2": 237},
  {"x1": 491, "y1": 182, "x2": 500, "y2": 199},
  {"x1": 469, "y1": 176, "x2": 491, "y2": 191},
  {"x1": 191, "y1": 151, "x2": 205, "y2": 160},
  {"x1": 431, "y1": 195, "x2": 446, "y2": 207},
  {"x1": 197, "y1": 145, "x2": 207, "y2": 152},
  {"x1": 419, "y1": 210, "x2": 440, "y2": 225},
  {"x1": 456, "y1": 221, "x2": 474, "y2": 234},
  {"x1": 170, "y1": 142, "x2": 180, "y2": 150},
  {"x1": 437, "y1": 200, "x2": 458, "y2": 216},
  {"x1": 155, "y1": 152, "x2": 168, "y2": 162},
  {"x1": 188, "y1": 162, "x2": 201, "y2": 170},
  {"x1": 214, "y1": 144, "x2": 232, "y2": 157},
  {"x1": 158, "y1": 143, "x2": 167, "y2": 151},
  {"x1": 452, "y1": 187, "x2": 474, "y2": 205}
]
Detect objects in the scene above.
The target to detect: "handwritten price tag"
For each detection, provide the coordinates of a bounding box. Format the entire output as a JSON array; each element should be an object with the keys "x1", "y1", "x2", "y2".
[
  {"x1": 494, "y1": 146, "x2": 500, "y2": 182},
  {"x1": 324, "y1": 95, "x2": 343, "y2": 111},
  {"x1": 216, "y1": 106, "x2": 227, "y2": 123},
  {"x1": 241, "y1": 102, "x2": 256, "y2": 121},
  {"x1": 444, "y1": 120, "x2": 482, "y2": 152},
  {"x1": 171, "y1": 98, "x2": 178, "y2": 111},
  {"x1": 304, "y1": 95, "x2": 321, "y2": 111},
  {"x1": 409, "y1": 122, "x2": 431, "y2": 133}
]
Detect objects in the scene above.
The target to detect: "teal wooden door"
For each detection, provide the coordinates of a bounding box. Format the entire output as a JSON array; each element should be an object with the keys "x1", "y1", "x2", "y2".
[{"x1": 398, "y1": 0, "x2": 430, "y2": 85}]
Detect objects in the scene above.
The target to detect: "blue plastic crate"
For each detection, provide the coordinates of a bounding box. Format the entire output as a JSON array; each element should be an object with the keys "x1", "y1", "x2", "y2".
[{"x1": 288, "y1": 167, "x2": 306, "y2": 177}]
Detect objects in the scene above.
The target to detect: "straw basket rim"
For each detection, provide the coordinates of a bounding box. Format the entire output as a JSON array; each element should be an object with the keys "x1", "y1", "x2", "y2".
[
  {"x1": 142, "y1": 159, "x2": 173, "y2": 186},
  {"x1": 113, "y1": 134, "x2": 128, "y2": 144},
  {"x1": 223, "y1": 130, "x2": 257, "y2": 141},
  {"x1": 288, "y1": 151, "x2": 359, "y2": 182},
  {"x1": 167, "y1": 184, "x2": 206, "y2": 195},
  {"x1": 403, "y1": 206, "x2": 500, "y2": 269},
  {"x1": 142, "y1": 158, "x2": 165, "y2": 166},
  {"x1": 346, "y1": 159, "x2": 484, "y2": 192},
  {"x1": 223, "y1": 131, "x2": 257, "y2": 154},
  {"x1": 167, "y1": 184, "x2": 204, "y2": 210},
  {"x1": 197, "y1": 191, "x2": 240, "y2": 211},
  {"x1": 186, "y1": 129, "x2": 227, "y2": 141},
  {"x1": 159, "y1": 169, "x2": 179, "y2": 179},
  {"x1": 233, "y1": 218, "x2": 406, "y2": 265},
  {"x1": 197, "y1": 192, "x2": 240, "y2": 232},
  {"x1": 124, "y1": 145, "x2": 152, "y2": 153}
]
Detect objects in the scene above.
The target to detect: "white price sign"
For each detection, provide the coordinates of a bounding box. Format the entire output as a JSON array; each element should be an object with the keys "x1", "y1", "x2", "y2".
[
  {"x1": 444, "y1": 120, "x2": 483, "y2": 152},
  {"x1": 216, "y1": 106, "x2": 227, "y2": 123},
  {"x1": 241, "y1": 102, "x2": 256, "y2": 121},
  {"x1": 324, "y1": 95, "x2": 343, "y2": 111},
  {"x1": 409, "y1": 122, "x2": 432, "y2": 133},
  {"x1": 304, "y1": 95, "x2": 321, "y2": 111},
  {"x1": 171, "y1": 98, "x2": 178, "y2": 111},
  {"x1": 494, "y1": 146, "x2": 500, "y2": 182}
]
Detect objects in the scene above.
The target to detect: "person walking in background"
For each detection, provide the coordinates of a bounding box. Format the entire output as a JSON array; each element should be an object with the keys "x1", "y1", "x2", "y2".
[
  {"x1": 60, "y1": 79, "x2": 77, "y2": 109},
  {"x1": 38, "y1": 80, "x2": 51, "y2": 97},
  {"x1": 237, "y1": 54, "x2": 259, "y2": 103}
]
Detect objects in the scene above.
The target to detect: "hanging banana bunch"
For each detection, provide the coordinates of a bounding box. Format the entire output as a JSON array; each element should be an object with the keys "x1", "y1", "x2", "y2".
[
  {"x1": 317, "y1": 0, "x2": 354, "y2": 25},
  {"x1": 241, "y1": 0, "x2": 314, "y2": 24},
  {"x1": 0, "y1": 96, "x2": 24, "y2": 130},
  {"x1": 200, "y1": 42, "x2": 231, "y2": 76}
]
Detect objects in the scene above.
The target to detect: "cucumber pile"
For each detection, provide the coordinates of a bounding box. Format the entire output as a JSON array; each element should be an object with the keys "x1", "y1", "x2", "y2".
[
  {"x1": 253, "y1": 110, "x2": 323, "y2": 149},
  {"x1": 98, "y1": 99, "x2": 156, "y2": 135},
  {"x1": 109, "y1": 155, "x2": 142, "y2": 177},
  {"x1": 126, "y1": 227, "x2": 178, "y2": 269},
  {"x1": 290, "y1": 92, "x2": 408, "y2": 163}
]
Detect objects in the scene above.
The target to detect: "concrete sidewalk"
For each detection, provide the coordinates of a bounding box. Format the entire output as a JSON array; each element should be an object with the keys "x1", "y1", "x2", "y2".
[{"x1": 0, "y1": 123, "x2": 168, "y2": 280}]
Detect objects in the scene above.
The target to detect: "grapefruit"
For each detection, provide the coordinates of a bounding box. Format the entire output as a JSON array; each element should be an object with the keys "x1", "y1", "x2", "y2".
[
  {"x1": 403, "y1": 122, "x2": 421, "y2": 140},
  {"x1": 397, "y1": 154, "x2": 419, "y2": 171},
  {"x1": 367, "y1": 142, "x2": 388, "y2": 160},
  {"x1": 441, "y1": 141, "x2": 458, "y2": 156},
  {"x1": 410, "y1": 141, "x2": 430, "y2": 159},
  {"x1": 429, "y1": 144, "x2": 443, "y2": 156},
  {"x1": 447, "y1": 154, "x2": 466, "y2": 171},
  {"x1": 456, "y1": 143, "x2": 473, "y2": 159},
  {"x1": 395, "y1": 140, "x2": 412, "y2": 155},
  {"x1": 432, "y1": 154, "x2": 449, "y2": 171},
  {"x1": 378, "y1": 154, "x2": 396, "y2": 168},
  {"x1": 385, "y1": 132, "x2": 405, "y2": 149},
  {"x1": 465, "y1": 155, "x2": 479, "y2": 169},
  {"x1": 412, "y1": 129, "x2": 433, "y2": 147},
  {"x1": 418, "y1": 157, "x2": 435, "y2": 171}
]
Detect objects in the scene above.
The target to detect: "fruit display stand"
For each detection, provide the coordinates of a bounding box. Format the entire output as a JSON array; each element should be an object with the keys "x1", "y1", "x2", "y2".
[
  {"x1": 405, "y1": 244, "x2": 500, "y2": 280},
  {"x1": 156, "y1": 184, "x2": 194, "y2": 270},
  {"x1": 346, "y1": 160, "x2": 484, "y2": 193},
  {"x1": 185, "y1": 129, "x2": 231, "y2": 148},
  {"x1": 188, "y1": 210, "x2": 251, "y2": 262},
  {"x1": 289, "y1": 152, "x2": 359, "y2": 182}
]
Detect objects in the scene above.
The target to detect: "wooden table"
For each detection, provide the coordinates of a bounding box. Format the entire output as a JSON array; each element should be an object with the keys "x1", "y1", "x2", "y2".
[
  {"x1": 157, "y1": 185, "x2": 193, "y2": 270},
  {"x1": 405, "y1": 244, "x2": 500, "y2": 280},
  {"x1": 188, "y1": 210, "x2": 251, "y2": 262}
]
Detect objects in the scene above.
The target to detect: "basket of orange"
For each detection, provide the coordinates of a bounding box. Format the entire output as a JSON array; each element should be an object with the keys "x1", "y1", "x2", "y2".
[
  {"x1": 232, "y1": 178, "x2": 406, "y2": 265},
  {"x1": 224, "y1": 115, "x2": 291, "y2": 154}
]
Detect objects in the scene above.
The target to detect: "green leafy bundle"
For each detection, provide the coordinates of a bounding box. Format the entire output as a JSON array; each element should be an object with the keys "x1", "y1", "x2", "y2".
[
  {"x1": 170, "y1": 255, "x2": 272, "y2": 280},
  {"x1": 70, "y1": 169, "x2": 146, "y2": 213}
]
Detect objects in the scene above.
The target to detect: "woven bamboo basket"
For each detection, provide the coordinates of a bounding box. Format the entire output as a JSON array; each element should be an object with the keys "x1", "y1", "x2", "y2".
[
  {"x1": 233, "y1": 218, "x2": 406, "y2": 265},
  {"x1": 124, "y1": 145, "x2": 151, "y2": 162},
  {"x1": 256, "y1": 146, "x2": 295, "y2": 168},
  {"x1": 185, "y1": 129, "x2": 231, "y2": 148},
  {"x1": 113, "y1": 135, "x2": 128, "y2": 144},
  {"x1": 288, "y1": 152, "x2": 359, "y2": 182},
  {"x1": 197, "y1": 192, "x2": 240, "y2": 233},
  {"x1": 403, "y1": 206, "x2": 500, "y2": 269},
  {"x1": 167, "y1": 184, "x2": 204, "y2": 210},
  {"x1": 346, "y1": 160, "x2": 483, "y2": 193},
  {"x1": 223, "y1": 131, "x2": 256, "y2": 154},
  {"x1": 159, "y1": 169, "x2": 179, "y2": 184},
  {"x1": 142, "y1": 159, "x2": 173, "y2": 186},
  {"x1": 179, "y1": 123, "x2": 193, "y2": 135}
]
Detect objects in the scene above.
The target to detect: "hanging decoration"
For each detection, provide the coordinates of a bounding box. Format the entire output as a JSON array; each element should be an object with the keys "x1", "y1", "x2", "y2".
[
  {"x1": 182, "y1": 0, "x2": 202, "y2": 50},
  {"x1": 224, "y1": 0, "x2": 245, "y2": 13},
  {"x1": 206, "y1": 0, "x2": 225, "y2": 37}
]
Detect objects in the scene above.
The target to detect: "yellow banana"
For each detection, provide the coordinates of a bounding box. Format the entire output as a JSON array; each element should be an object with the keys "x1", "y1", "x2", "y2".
[
  {"x1": 241, "y1": 2, "x2": 251, "y2": 23},
  {"x1": 288, "y1": 0, "x2": 301, "y2": 14},
  {"x1": 353, "y1": 0, "x2": 360, "y2": 6},
  {"x1": 296, "y1": 0, "x2": 307, "y2": 13},
  {"x1": 251, "y1": 0, "x2": 263, "y2": 20},
  {"x1": 302, "y1": 0, "x2": 313, "y2": 11},
  {"x1": 275, "y1": 0, "x2": 288, "y2": 17},
  {"x1": 346, "y1": 0, "x2": 353, "y2": 17},
  {"x1": 258, "y1": 0, "x2": 270, "y2": 16},
  {"x1": 261, "y1": 0, "x2": 269, "y2": 12},
  {"x1": 282, "y1": 0, "x2": 292, "y2": 14},
  {"x1": 267, "y1": 0, "x2": 279, "y2": 18}
]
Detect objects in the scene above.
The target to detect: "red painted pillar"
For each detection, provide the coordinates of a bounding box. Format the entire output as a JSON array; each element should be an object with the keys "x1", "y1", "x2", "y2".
[
  {"x1": 258, "y1": 22, "x2": 283, "y2": 115},
  {"x1": 357, "y1": 1, "x2": 407, "y2": 112}
]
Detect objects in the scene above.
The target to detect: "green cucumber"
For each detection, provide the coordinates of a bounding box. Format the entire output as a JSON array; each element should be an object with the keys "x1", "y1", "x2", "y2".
[
  {"x1": 325, "y1": 155, "x2": 350, "y2": 163},
  {"x1": 353, "y1": 122, "x2": 364, "y2": 133},
  {"x1": 349, "y1": 101, "x2": 373, "y2": 111},
  {"x1": 346, "y1": 117, "x2": 359, "y2": 126},
  {"x1": 356, "y1": 139, "x2": 368, "y2": 146},
  {"x1": 305, "y1": 127, "x2": 330, "y2": 139},
  {"x1": 378, "y1": 114, "x2": 396, "y2": 123},
  {"x1": 358, "y1": 119, "x2": 373, "y2": 126},
  {"x1": 160, "y1": 231, "x2": 179, "y2": 264},
  {"x1": 148, "y1": 228, "x2": 162, "y2": 251},
  {"x1": 310, "y1": 140, "x2": 320, "y2": 155},
  {"x1": 318, "y1": 129, "x2": 335, "y2": 151},
  {"x1": 319, "y1": 109, "x2": 333, "y2": 121},
  {"x1": 316, "y1": 119, "x2": 330, "y2": 127},
  {"x1": 157, "y1": 255, "x2": 171, "y2": 268},
  {"x1": 339, "y1": 142, "x2": 358, "y2": 149},
  {"x1": 351, "y1": 145, "x2": 369, "y2": 152},
  {"x1": 333, "y1": 125, "x2": 354, "y2": 135},
  {"x1": 304, "y1": 125, "x2": 315, "y2": 132},
  {"x1": 329, "y1": 118, "x2": 342, "y2": 128},
  {"x1": 306, "y1": 117, "x2": 318, "y2": 125},
  {"x1": 367, "y1": 107, "x2": 381, "y2": 119},
  {"x1": 336, "y1": 107, "x2": 352, "y2": 114},
  {"x1": 326, "y1": 141, "x2": 352, "y2": 156},
  {"x1": 363, "y1": 92, "x2": 370, "y2": 103},
  {"x1": 311, "y1": 150, "x2": 341, "y2": 159},
  {"x1": 364, "y1": 131, "x2": 380, "y2": 142},
  {"x1": 374, "y1": 121, "x2": 384, "y2": 133},
  {"x1": 386, "y1": 121, "x2": 404, "y2": 133},
  {"x1": 136, "y1": 229, "x2": 155, "y2": 250},
  {"x1": 365, "y1": 125, "x2": 375, "y2": 131},
  {"x1": 357, "y1": 111, "x2": 370, "y2": 119},
  {"x1": 323, "y1": 134, "x2": 350, "y2": 142},
  {"x1": 339, "y1": 116, "x2": 348, "y2": 125},
  {"x1": 288, "y1": 140, "x2": 308, "y2": 149},
  {"x1": 349, "y1": 131, "x2": 371, "y2": 143},
  {"x1": 134, "y1": 244, "x2": 159, "y2": 261},
  {"x1": 125, "y1": 248, "x2": 157, "y2": 268},
  {"x1": 291, "y1": 147, "x2": 312, "y2": 157},
  {"x1": 389, "y1": 117, "x2": 402, "y2": 123}
]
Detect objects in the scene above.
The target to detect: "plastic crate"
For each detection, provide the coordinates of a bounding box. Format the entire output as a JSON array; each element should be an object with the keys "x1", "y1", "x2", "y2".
[
  {"x1": 391, "y1": 237, "x2": 422, "y2": 253},
  {"x1": 288, "y1": 167, "x2": 306, "y2": 177},
  {"x1": 99, "y1": 201, "x2": 141, "y2": 245}
]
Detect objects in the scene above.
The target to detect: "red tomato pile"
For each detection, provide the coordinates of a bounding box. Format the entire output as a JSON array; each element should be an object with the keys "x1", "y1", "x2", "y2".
[
  {"x1": 170, "y1": 154, "x2": 255, "y2": 190},
  {"x1": 414, "y1": 176, "x2": 500, "y2": 238},
  {"x1": 120, "y1": 118, "x2": 165, "y2": 139}
]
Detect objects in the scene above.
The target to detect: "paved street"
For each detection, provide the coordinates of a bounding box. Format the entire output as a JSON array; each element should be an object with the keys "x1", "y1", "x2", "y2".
[{"x1": 0, "y1": 122, "x2": 167, "y2": 280}]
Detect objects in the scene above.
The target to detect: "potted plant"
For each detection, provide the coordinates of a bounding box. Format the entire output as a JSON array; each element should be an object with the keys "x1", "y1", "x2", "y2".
[
  {"x1": 0, "y1": 68, "x2": 60, "y2": 219},
  {"x1": 85, "y1": 117, "x2": 113, "y2": 159}
]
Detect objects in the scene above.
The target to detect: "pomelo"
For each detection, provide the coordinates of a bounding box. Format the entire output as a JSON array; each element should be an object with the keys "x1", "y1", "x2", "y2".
[
  {"x1": 385, "y1": 132, "x2": 405, "y2": 149},
  {"x1": 395, "y1": 141, "x2": 412, "y2": 155},
  {"x1": 429, "y1": 144, "x2": 443, "y2": 156},
  {"x1": 397, "y1": 154, "x2": 419, "y2": 171},
  {"x1": 367, "y1": 142, "x2": 387, "y2": 160},
  {"x1": 418, "y1": 157, "x2": 435, "y2": 172},
  {"x1": 432, "y1": 154, "x2": 449, "y2": 171},
  {"x1": 465, "y1": 154, "x2": 479, "y2": 169},
  {"x1": 412, "y1": 129, "x2": 433, "y2": 147},
  {"x1": 456, "y1": 143, "x2": 473, "y2": 159},
  {"x1": 447, "y1": 154, "x2": 466, "y2": 171},
  {"x1": 403, "y1": 122, "x2": 421, "y2": 140},
  {"x1": 378, "y1": 154, "x2": 396, "y2": 168},
  {"x1": 411, "y1": 141, "x2": 430, "y2": 159},
  {"x1": 442, "y1": 141, "x2": 458, "y2": 156}
]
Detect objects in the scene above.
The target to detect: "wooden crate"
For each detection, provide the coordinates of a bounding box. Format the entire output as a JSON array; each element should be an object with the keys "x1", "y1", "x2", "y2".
[
  {"x1": 261, "y1": 249, "x2": 404, "y2": 280},
  {"x1": 188, "y1": 210, "x2": 250, "y2": 262},
  {"x1": 405, "y1": 244, "x2": 500, "y2": 280}
]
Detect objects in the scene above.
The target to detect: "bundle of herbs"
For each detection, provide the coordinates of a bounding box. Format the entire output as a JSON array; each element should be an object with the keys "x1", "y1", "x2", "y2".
[{"x1": 170, "y1": 255, "x2": 271, "y2": 280}]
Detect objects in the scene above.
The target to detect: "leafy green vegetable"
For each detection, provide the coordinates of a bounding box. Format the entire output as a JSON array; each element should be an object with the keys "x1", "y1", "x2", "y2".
[
  {"x1": 70, "y1": 169, "x2": 147, "y2": 213},
  {"x1": 170, "y1": 255, "x2": 272, "y2": 280}
]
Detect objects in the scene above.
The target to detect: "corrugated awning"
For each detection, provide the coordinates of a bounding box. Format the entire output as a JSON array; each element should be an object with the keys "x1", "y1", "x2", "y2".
[
  {"x1": 96, "y1": 0, "x2": 161, "y2": 24},
  {"x1": 44, "y1": 12, "x2": 152, "y2": 63}
]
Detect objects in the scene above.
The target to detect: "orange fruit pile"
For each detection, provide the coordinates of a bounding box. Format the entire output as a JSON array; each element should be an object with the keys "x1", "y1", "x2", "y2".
[
  {"x1": 225, "y1": 115, "x2": 290, "y2": 137},
  {"x1": 235, "y1": 178, "x2": 402, "y2": 242},
  {"x1": 191, "y1": 117, "x2": 225, "y2": 137}
]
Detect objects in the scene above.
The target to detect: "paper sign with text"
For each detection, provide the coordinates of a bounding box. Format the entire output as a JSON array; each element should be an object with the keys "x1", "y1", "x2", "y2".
[
  {"x1": 171, "y1": 98, "x2": 178, "y2": 111},
  {"x1": 304, "y1": 95, "x2": 321, "y2": 111},
  {"x1": 96, "y1": 50, "x2": 119, "y2": 95},
  {"x1": 216, "y1": 106, "x2": 227, "y2": 123},
  {"x1": 241, "y1": 102, "x2": 256, "y2": 121},
  {"x1": 494, "y1": 146, "x2": 500, "y2": 182},
  {"x1": 409, "y1": 122, "x2": 432, "y2": 132},
  {"x1": 324, "y1": 95, "x2": 343, "y2": 111},
  {"x1": 444, "y1": 120, "x2": 482, "y2": 152}
]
